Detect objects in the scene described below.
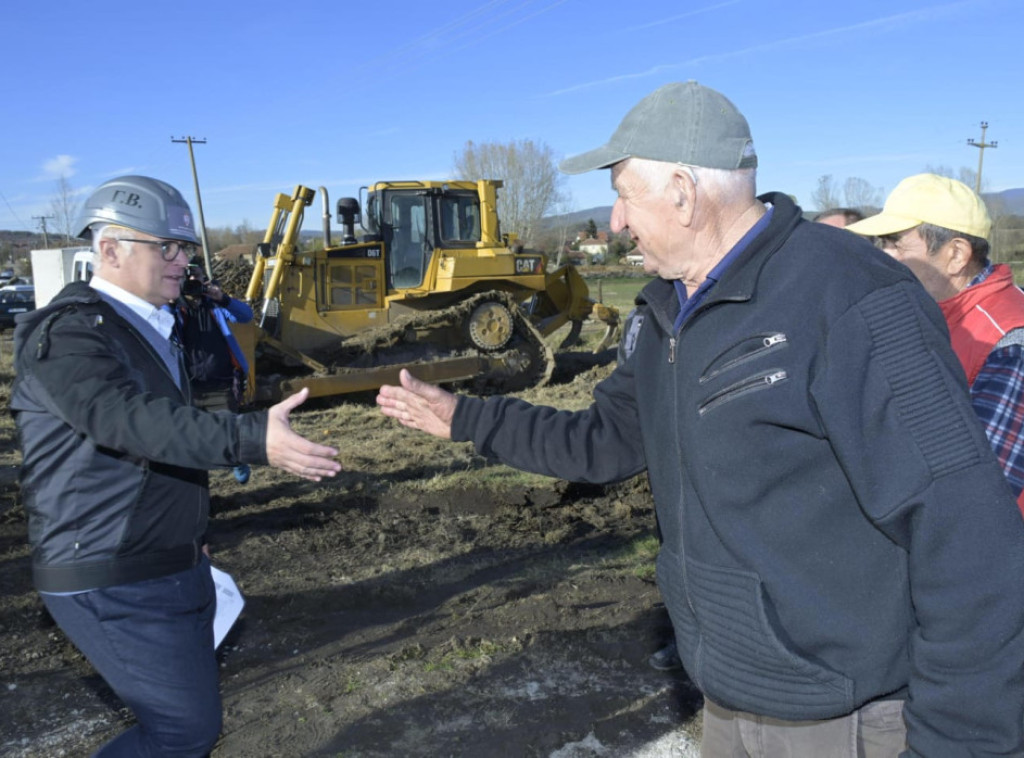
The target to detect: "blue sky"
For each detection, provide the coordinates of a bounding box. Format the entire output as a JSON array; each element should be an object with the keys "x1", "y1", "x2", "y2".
[{"x1": 2, "y1": 0, "x2": 1021, "y2": 236}]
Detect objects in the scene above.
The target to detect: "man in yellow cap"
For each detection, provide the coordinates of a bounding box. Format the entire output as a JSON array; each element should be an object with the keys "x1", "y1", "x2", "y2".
[{"x1": 848, "y1": 174, "x2": 1024, "y2": 516}]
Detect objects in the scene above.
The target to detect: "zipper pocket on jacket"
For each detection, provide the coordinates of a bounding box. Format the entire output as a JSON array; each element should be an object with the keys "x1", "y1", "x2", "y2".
[
  {"x1": 698, "y1": 369, "x2": 788, "y2": 416},
  {"x1": 700, "y1": 333, "x2": 788, "y2": 384}
]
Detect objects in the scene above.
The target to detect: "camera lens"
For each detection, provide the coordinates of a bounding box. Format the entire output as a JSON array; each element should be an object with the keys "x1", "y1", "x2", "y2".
[{"x1": 182, "y1": 277, "x2": 203, "y2": 297}]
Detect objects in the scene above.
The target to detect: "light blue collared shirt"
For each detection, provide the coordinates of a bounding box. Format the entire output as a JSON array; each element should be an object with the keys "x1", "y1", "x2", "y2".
[
  {"x1": 89, "y1": 275, "x2": 184, "y2": 387},
  {"x1": 89, "y1": 276, "x2": 177, "y2": 340}
]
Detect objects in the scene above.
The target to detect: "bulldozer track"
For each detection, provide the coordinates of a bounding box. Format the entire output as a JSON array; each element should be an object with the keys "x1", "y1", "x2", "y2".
[{"x1": 310, "y1": 290, "x2": 554, "y2": 394}]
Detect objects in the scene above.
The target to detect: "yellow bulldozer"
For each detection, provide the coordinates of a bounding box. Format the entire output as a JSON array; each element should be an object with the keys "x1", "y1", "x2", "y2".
[{"x1": 232, "y1": 179, "x2": 619, "y2": 404}]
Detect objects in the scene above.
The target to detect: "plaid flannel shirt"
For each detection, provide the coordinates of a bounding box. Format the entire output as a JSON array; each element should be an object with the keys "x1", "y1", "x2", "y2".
[{"x1": 965, "y1": 264, "x2": 1024, "y2": 498}]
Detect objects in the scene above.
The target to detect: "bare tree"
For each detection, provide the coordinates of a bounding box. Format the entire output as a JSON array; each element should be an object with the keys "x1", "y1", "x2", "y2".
[
  {"x1": 453, "y1": 139, "x2": 565, "y2": 245},
  {"x1": 49, "y1": 176, "x2": 80, "y2": 246},
  {"x1": 609, "y1": 230, "x2": 634, "y2": 259},
  {"x1": 924, "y1": 164, "x2": 981, "y2": 192},
  {"x1": 234, "y1": 219, "x2": 263, "y2": 245},
  {"x1": 958, "y1": 167, "x2": 980, "y2": 191},
  {"x1": 842, "y1": 177, "x2": 883, "y2": 209},
  {"x1": 550, "y1": 191, "x2": 575, "y2": 266},
  {"x1": 810, "y1": 175, "x2": 842, "y2": 211},
  {"x1": 925, "y1": 164, "x2": 955, "y2": 179}
]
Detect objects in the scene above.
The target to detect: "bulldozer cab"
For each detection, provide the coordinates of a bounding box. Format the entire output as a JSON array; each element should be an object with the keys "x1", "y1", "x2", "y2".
[{"x1": 366, "y1": 185, "x2": 484, "y2": 289}]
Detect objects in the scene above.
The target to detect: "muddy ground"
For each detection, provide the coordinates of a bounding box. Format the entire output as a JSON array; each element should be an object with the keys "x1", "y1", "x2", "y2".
[{"x1": 0, "y1": 346, "x2": 705, "y2": 757}]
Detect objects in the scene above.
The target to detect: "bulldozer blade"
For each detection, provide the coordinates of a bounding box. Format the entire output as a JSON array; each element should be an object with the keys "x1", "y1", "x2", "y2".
[
  {"x1": 593, "y1": 322, "x2": 619, "y2": 353},
  {"x1": 590, "y1": 303, "x2": 621, "y2": 353},
  {"x1": 557, "y1": 320, "x2": 584, "y2": 351},
  {"x1": 272, "y1": 355, "x2": 495, "y2": 401}
]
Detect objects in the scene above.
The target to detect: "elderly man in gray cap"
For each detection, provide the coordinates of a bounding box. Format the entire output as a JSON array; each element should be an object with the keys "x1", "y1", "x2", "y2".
[{"x1": 377, "y1": 82, "x2": 1024, "y2": 757}]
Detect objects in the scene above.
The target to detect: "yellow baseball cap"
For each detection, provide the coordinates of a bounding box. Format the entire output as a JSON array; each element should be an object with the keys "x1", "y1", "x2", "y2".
[{"x1": 845, "y1": 173, "x2": 991, "y2": 240}]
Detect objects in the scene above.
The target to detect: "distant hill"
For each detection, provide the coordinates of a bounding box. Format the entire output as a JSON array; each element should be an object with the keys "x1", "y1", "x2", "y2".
[
  {"x1": 542, "y1": 189, "x2": 1024, "y2": 231},
  {"x1": 986, "y1": 188, "x2": 1024, "y2": 215},
  {"x1": 4, "y1": 186, "x2": 1021, "y2": 261},
  {"x1": 540, "y1": 206, "x2": 613, "y2": 231}
]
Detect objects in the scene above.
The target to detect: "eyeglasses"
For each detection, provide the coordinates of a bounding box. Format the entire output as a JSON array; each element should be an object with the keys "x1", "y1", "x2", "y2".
[
  {"x1": 876, "y1": 228, "x2": 920, "y2": 254},
  {"x1": 118, "y1": 238, "x2": 197, "y2": 261}
]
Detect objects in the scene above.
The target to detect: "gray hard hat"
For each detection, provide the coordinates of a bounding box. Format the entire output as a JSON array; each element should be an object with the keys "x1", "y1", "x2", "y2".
[{"x1": 75, "y1": 175, "x2": 199, "y2": 243}]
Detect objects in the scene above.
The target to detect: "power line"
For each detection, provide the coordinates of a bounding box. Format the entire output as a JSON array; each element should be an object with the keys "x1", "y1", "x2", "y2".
[{"x1": 0, "y1": 189, "x2": 30, "y2": 231}]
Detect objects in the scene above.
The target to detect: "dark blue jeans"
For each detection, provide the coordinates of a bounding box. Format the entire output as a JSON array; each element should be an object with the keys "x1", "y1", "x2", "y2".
[{"x1": 42, "y1": 557, "x2": 221, "y2": 757}]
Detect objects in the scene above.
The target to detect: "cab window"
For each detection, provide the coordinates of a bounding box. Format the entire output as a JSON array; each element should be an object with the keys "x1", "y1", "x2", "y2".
[{"x1": 440, "y1": 193, "x2": 480, "y2": 245}]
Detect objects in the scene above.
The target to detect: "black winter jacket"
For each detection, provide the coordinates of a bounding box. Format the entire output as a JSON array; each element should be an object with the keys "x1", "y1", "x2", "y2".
[
  {"x1": 452, "y1": 193, "x2": 1024, "y2": 757},
  {"x1": 11, "y1": 281, "x2": 268, "y2": 592}
]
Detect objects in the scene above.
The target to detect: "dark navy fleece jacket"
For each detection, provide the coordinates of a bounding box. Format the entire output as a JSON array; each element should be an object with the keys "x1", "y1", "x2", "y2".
[{"x1": 453, "y1": 192, "x2": 1024, "y2": 757}]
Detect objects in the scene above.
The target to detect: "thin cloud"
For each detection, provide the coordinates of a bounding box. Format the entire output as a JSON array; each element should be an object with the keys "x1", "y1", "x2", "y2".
[
  {"x1": 205, "y1": 178, "x2": 379, "y2": 195},
  {"x1": 39, "y1": 154, "x2": 77, "y2": 180},
  {"x1": 619, "y1": 0, "x2": 744, "y2": 34},
  {"x1": 357, "y1": 0, "x2": 510, "y2": 65},
  {"x1": 204, "y1": 181, "x2": 313, "y2": 195},
  {"x1": 205, "y1": 170, "x2": 460, "y2": 205},
  {"x1": 545, "y1": 0, "x2": 979, "y2": 97},
  {"x1": 436, "y1": 0, "x2": 572, "y2": 54},
  {"x1": 354, "y1": 0, "x2": 571, "y2": 85}
]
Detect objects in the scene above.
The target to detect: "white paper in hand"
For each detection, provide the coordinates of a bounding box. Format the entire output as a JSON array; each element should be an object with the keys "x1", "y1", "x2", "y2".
[{"x1": 210, "y1": 565, "x2": 245, "y2": 648}]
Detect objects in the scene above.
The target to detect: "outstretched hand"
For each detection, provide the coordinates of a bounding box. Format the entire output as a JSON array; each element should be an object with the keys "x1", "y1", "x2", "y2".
[
  {"x1": 376, "y1": 369, "x2": 457, "y2": 439},
  {"x1": 265, "y1": 387, "x2": 341, "y2": 481}
]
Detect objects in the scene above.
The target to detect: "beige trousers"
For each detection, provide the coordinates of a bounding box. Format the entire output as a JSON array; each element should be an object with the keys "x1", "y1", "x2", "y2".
[{"x1": 700, "y1": 697, "x2": 907, "y2": 758}]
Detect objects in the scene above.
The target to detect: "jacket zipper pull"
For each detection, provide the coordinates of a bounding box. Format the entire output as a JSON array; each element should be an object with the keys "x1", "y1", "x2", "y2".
[{"x1": 669, "y1": 337, "x2": 676, "y2": 364}]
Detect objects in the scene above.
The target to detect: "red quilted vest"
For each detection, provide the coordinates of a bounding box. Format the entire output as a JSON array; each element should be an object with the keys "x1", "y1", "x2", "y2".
[{"x1": 939, "y1": 264, "x2": 1024, "y2": 385}]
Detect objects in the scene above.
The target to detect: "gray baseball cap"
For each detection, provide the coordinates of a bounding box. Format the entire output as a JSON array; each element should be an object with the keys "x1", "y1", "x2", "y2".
[{"x1": 559, "y1": 81, "x2": 757, "y2": 175}]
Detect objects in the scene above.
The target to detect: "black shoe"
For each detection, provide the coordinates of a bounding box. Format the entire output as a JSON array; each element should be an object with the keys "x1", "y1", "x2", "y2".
[{"x1": 648, "y1": 641, "x2": 681, "y2": 671}]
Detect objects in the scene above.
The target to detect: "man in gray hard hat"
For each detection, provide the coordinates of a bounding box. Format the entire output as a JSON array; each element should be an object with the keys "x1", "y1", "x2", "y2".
[
  {"x1": 377, "y1": 82, "x2": 1024, "y2": 756},
  {"x1": 11, "y1": 175, "x2": 341, "y2": 756}
]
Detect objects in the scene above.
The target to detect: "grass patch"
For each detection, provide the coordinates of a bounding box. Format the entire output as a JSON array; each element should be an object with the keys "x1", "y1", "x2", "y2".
[
  {"x1": 607, "y1": 533, "x2": 659, "y2": 581},
  {"x1": 584, "y1": 275, "x2": 652, "y2": 315},
  {"x1": 0, "y1": 337, "x2": 20, "y2": 467},
  {"x1": 423, "y1": 637, "x2": 519, "y2": 673},
  {"x1": 390, "y1": 465, "x2": 552, "y2": 495},
  {"x1": 422, "y1": 659, "x2": 454, "y2": 673}
]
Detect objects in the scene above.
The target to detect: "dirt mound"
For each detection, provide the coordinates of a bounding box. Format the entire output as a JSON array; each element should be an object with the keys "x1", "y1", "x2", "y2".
[{"x1": 210, "y1": 256, "x2": 254, "y2": 298}]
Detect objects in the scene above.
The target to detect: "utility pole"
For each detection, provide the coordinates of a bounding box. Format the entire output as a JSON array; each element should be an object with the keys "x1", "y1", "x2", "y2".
[
  {"x1": 967, "y1": 122, "x2": 997, "y2": 195},
  {"x1": 32, "y1": 214, "x2": 55, "y2": 249},
  {"x1": 171, "y1": 136, "x2": 213, "y2": 278}
]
